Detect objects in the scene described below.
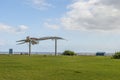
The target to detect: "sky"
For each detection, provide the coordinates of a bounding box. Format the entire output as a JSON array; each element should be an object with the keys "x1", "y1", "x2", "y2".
[{"x1": 0, "y1": 0, "x2": 120, "y2": 53}]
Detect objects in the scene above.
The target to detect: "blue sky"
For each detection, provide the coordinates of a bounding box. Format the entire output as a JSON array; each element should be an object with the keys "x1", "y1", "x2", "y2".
[{"x1": 0, "y1": 0, "x2": 120, "y2": 53}]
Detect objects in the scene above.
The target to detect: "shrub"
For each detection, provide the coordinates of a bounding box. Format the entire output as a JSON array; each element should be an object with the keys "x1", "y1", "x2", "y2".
[
  {"x1": 112, "y1": 52, "x2": 120, "y2": 59},
  {"x1": 62, "y1": 50, "x2": 76, "y2": 56}
]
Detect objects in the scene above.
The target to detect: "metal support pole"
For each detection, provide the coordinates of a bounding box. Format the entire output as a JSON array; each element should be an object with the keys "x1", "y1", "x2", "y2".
[
  {"x1": 29, "y1": 41, "x2": 31, "y2": 56},
  {"x1": 55, "y1": 39, "x2": 57, "y2": 56}
]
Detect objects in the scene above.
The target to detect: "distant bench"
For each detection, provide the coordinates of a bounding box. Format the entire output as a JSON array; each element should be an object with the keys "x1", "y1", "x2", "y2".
[{"x1": 96, "y1": 52, "x2": 105, "y2": 56}]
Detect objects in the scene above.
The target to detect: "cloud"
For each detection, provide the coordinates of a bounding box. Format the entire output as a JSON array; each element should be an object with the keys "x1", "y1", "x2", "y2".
[
  {"x1": 0, "y1": 23, "x2": 28, "y2": 34},
  {"x1": 44, "y1": 22, "x2": 60, "y2": 30},
  {"x1": 16, "y1": 25, "x2": 28, "y2": 32},
  {"x1": 100, "y1": 0, "x2": 120, "y2": 9},
  {"x1": 26, "y1": 0, "x2": 53, "y2": 10},
  {"x1": 60, "y1": 0, "x2": 120, "y2": 32}
]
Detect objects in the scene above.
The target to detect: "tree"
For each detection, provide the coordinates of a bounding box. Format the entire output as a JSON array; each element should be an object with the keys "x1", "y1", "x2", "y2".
[
  {"x1": 62, "y1": 50, "x2": 76, "y2": 56},
  {"x1": 112, "y1": 52, "x2": 120, "y2": 59}
]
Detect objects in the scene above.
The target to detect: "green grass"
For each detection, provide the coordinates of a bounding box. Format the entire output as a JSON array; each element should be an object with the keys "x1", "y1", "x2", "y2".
[{"x1": 0, "y1": 55, "x2": 120, "y2": 80}]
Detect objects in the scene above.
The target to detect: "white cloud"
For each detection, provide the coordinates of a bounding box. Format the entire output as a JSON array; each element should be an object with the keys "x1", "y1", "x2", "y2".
[
  {"x1": 60, "y1": 0, "x2": 120, "y2": 32},
  {"x1": 16, "y1": 25, "x2": 28, "y2": 32},
  {"x1": 26, "y1": 0, "x2": 53, "y2": 10},
  {"x1": 0, "y1": 23, "x2": 28, "y2": 34},
  {"x1": 44, "y1": 22, "x2": 60, "y2": 30},
  {"x1": 100, "y1": 0, "x2": 120, "y2": 9}
]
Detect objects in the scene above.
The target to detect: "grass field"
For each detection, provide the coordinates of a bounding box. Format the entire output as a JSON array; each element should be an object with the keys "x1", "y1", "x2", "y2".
[{"x1": 0, "y1": 55, "x2": 120, "y2": 80}]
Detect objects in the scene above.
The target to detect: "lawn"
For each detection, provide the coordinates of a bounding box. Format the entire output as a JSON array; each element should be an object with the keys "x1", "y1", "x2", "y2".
[{"x1": 0, "y1": 55, "x2": 120, "y2": 80}]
